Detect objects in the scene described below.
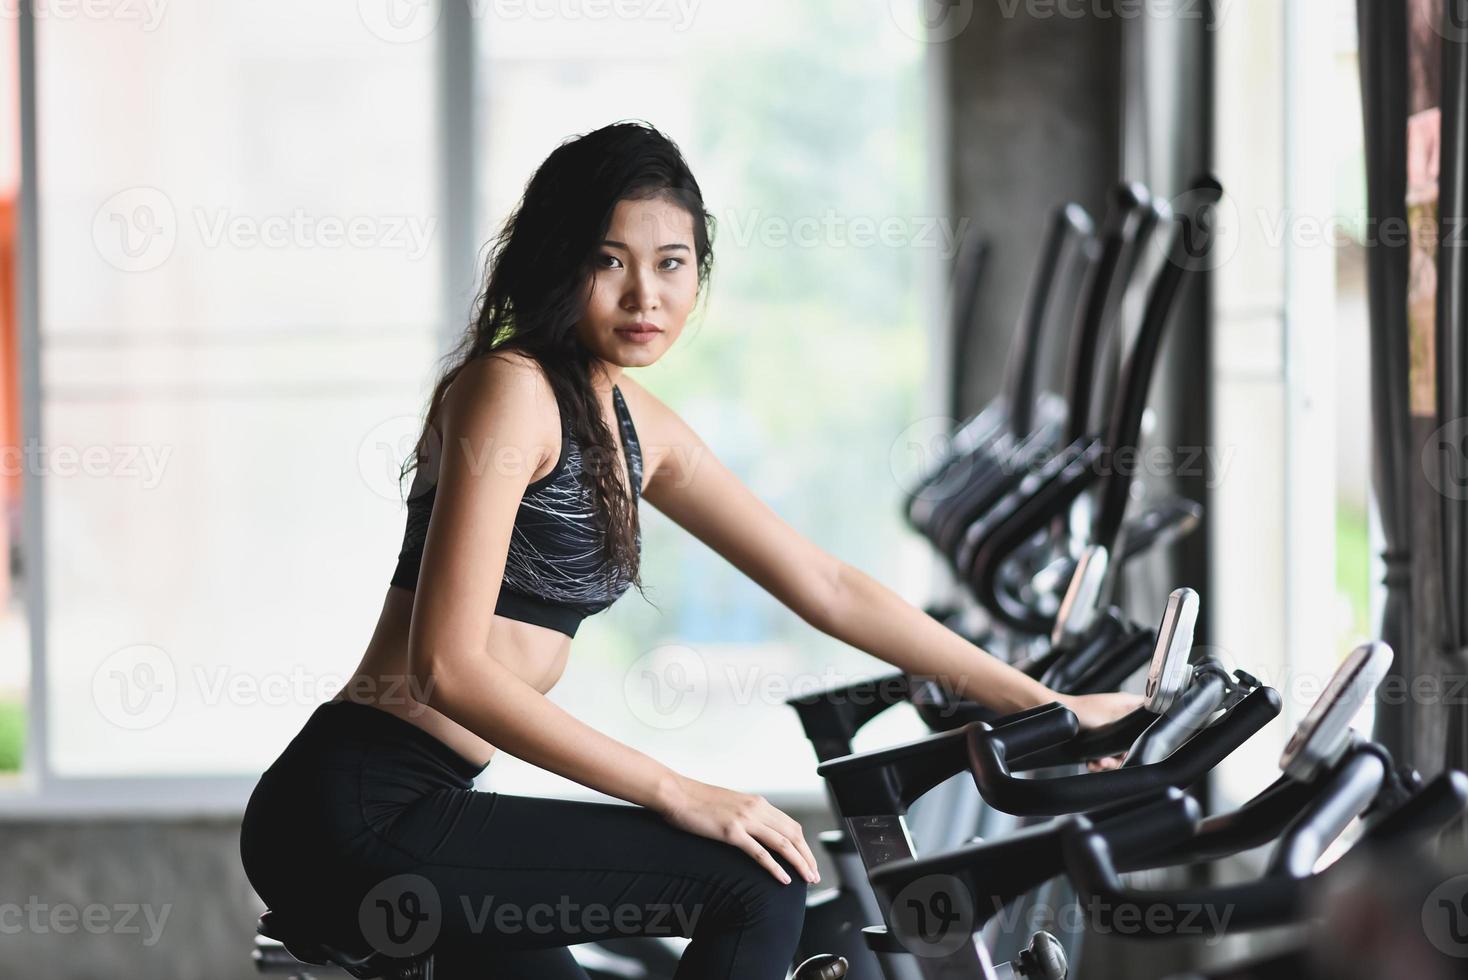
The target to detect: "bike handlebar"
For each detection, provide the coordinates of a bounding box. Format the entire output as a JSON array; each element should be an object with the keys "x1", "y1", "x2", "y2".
[
  {"x1": 816, "y1": 703, "x2": 1081, "y2": 818},
  {"x1": 968, "y1": 687, "x2": 1282, "y2": 816},
  {"x1": 867, "y1": 790, "x2": 1201, "y2": 933},
  {"x1": 1011, "y1": 705, "x2": 1156, "y2": 769},
  {"x1": 787, "y1": 671, "x2": 911, "y2": 763},
  {"x1": 1125, "y1": 662, "x2": 1229, "y2": 767},
  {"x1": 1060, "y1": 748, "x2": 1388, "y2": 938},
  {"x1": 1363, "y1": 769, "x2": 1468, "y2": 843}
]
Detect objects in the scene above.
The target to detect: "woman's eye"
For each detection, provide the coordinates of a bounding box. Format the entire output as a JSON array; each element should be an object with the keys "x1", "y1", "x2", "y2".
[{"x1": 596, "y1": 254, "x2": 684, "y2": 272}]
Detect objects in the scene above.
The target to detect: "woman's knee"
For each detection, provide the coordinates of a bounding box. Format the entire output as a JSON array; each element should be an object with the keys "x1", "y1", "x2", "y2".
[{"x1": 711, "y1": 854, "x2": 808, "y2": 931}]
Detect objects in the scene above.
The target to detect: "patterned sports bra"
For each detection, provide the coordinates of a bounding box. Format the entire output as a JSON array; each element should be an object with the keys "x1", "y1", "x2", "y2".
[{"x1": 390, "y1": 384, "x2": 644, "y2": 637}]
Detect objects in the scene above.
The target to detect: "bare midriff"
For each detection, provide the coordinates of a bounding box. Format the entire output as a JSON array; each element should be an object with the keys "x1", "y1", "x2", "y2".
[
  {"x1": 329, "y1": 379, "x2": 642, "y2": 772},
  {"x1": 328, "y1": 585, "x2": 572, "y2": 771}
]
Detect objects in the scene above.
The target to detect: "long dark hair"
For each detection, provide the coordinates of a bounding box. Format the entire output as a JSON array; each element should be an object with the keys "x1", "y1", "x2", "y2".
[{"x1": 400, "y1": 120, "x2": 715, "y2": 603}]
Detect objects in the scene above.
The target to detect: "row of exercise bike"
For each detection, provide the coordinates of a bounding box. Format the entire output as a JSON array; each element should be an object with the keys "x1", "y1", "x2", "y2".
[
  {"x1": 564, "y1": 567, "x2": 1468, "y2": 979},
  {"x1": 782, "y1": 585, "x2": 1468, "y2": 979},
  {"x1": 248, "y1": 174, "x2": 1468, "y2": 979}
]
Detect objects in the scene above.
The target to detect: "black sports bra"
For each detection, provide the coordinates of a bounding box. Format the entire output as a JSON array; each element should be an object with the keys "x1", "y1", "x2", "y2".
[{"x1": 390, "y1": 384, "x2": 644, "y2": 637}]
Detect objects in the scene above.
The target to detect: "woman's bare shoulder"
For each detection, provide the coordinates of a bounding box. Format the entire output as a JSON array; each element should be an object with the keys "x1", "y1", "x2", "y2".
[{"x1": 440, "y1": 351, "x2": 561, "y2": 469}]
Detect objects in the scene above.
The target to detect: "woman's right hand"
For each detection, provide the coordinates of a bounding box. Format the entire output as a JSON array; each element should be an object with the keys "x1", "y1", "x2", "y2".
[
  {"x1": 1061, "y1": 691, "x2": 1145, "y2": 732},
  {"x1": 654, "y1": 774, "x2": 820, "y2": 885},
  {"x1": 1057, "y1": 691, "x2": 1146, "y2": 771}
]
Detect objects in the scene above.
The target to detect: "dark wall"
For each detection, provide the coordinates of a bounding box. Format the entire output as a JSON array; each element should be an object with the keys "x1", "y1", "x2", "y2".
[{"x1": 946, "y1": 7, "x2": 1125, "y2": 418}]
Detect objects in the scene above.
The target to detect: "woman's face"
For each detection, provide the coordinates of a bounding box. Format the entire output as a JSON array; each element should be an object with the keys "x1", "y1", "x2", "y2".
[{"x1": 575, "y1": 194, "x2": 700, "y2": 377}]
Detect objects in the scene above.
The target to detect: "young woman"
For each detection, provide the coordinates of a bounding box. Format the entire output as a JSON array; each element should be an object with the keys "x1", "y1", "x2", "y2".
[{"x1": 239, "y1": 120, "x2": 1142, "y2": 980}]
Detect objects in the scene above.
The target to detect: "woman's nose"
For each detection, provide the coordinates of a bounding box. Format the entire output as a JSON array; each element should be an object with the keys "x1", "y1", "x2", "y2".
[{"x1": 622, "y1": 267, "x2": 659, "y2": 310}]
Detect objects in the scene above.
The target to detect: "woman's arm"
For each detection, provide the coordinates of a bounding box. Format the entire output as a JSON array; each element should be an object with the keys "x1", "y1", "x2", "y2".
[
  {"x1": 822, "y1": 562, "x2": 1141, "y2": 730},
  {"x1": 408, "y1": 353, "x2": 680, "y2": 807},
  {"x1": 407, "y1": 355, "x2": 819, "y2": 882},
  {"x1": 826, "y1": 562, "x2": 1060, "y2": 715},
  {"x1": 422, "y1": 642, "x2": 684, "y2": 808},
  {"x1": 628, "y1": 377, "x2": 1139, "y2": 730}
]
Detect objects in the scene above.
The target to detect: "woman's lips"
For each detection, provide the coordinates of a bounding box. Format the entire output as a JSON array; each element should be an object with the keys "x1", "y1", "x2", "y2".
[{"x1": 616, "y1": 324, "x2": 661, "y2": 343}]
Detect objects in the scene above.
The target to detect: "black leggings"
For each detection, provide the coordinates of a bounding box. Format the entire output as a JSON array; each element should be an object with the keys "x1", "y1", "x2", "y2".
[{"x1": 238, "y1": 699, "x2": 807, "y2": 979}]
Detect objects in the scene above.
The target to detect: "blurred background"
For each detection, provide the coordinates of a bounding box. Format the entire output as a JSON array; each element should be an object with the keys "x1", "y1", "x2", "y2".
[{"x1": 0, "y1": 0, "x2": 1450, "y2": 977}]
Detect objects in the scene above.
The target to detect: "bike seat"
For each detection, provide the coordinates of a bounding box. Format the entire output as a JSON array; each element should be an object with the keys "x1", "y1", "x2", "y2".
[{"x1": 255, "y1": 909, "x2": 434, "y2": 979}]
